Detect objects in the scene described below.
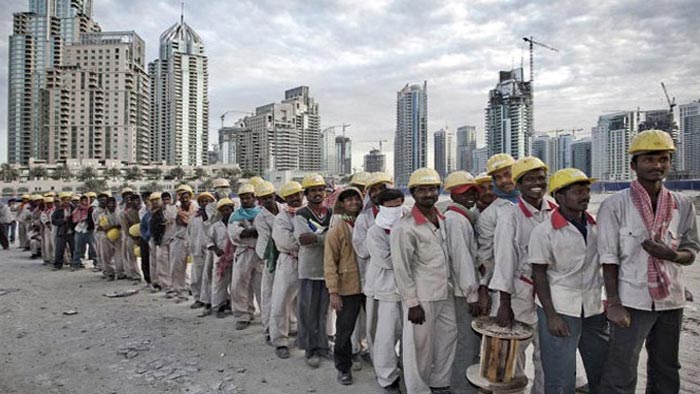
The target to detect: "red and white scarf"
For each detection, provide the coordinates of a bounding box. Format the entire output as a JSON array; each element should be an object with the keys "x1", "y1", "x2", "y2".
[{"x1": 630, "y1": 180, "x2": 674, "y2": 300}]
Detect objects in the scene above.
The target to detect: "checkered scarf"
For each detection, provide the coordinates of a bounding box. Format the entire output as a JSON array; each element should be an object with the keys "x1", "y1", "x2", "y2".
[{"x1": 630, "y1": 180, "x2": 673, "y2": 300}]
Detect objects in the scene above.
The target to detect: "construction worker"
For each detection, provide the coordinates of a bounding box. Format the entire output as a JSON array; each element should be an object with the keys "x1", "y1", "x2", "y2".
[
  {"x1": 598, "y1": 130, "x2": 700, "y2": 393},
  {"x1": 71, "y1": 195, "x2": 94, "y2": 269},
  {"x1": 253, "y1": 181, "x2": 283, "y2": 342},
  {"x1": 117, "y1": 188, "x2": 138, "y2": 280},
  {"x1": 97, "y1": 196, "x2": 122, "y2": 279},
  {"x1": 148, "y1": 192, "x2": 171, "y2": 292},
  {"x1": 443, "y1": 170, "x2": 489, "y2": 394},
  {"x1": 212, "y1": 178, "x2": 232, "y2": 199},
  {"x1": 40, "y1": 197, "x2": 55, "y2": 265},
  {"x1": 294, "y1": 173, "x2": 333, "y2": 368},
  {"x1": 474, "y1": 172, "x2": 495, "y2": 214},
  {"x1": 352, "y1": 171, "x2": 393, "y2": 365},
  {"x1": 324, "y1": 187, "x2": 365, "y2": 386},
  {"x1": 86, "y1": 191, "x2": 97, "y2": 206},
  {"x1": 366, "y1": 188, "x2": 406, "y2": 393},
  {"x1": 52, "y1": 192, "x2": 75, "y2": 271},
  {"x1": 392, "y1": 168, "x2": 457, "y2": 394},
  {"x1": 189, "y1": 192, "x2": 216, "y2": 309},
  {"x1": 92, "y1": 192, "x2": 110, "y2": 272},
  {"x1": 210, "y1": 198, "x2": 236, "y2": 318},
  {"x1": 27, "y1": 195, "x2": 44, "y2": 258},
  {"x1": 17, "y1": 194, "x2": 31, "y2": 249},
  {"x1": 349, "y1": 172, "x2": 370, "y2": 195},
  {"x1": 139, "y1": 191, "x2": 152, "y2": 284},
  {"x1": 229, "y1": 183, "x2": 263, "y2": 329},
  {"x1": 270, "y1": 181, "x2": 304, "y2": 359},
  {"x1": 124, "y1": 194, "x2": 143, "y2": 280},
  {"x1": 490, "y1": 156, "x2": 552, "y2": 393},
  {"x1": 166, "y1": 185, "x2": 196, "y2": 300}
]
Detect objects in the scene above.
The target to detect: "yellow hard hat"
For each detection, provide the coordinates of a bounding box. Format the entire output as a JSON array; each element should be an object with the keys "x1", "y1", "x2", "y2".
[
  {"x1": 85, "y1": 192, "x2": 97, "y2": 198},
  {"x1": 107, "y1": 228, "x2": 121, "y2": 242},
  {"x1": 301, "y1": 174, "x2": 326, "y2": 190},
  {"x1": 99, "y1": 216, "x2": 109, "y2": 228},
  {"x1": 217, "y1": 198, "x2": 235, "y2": 210},
  {"x1": 22, "y1": 194, "x2": 31, "y2": 200},
  {"x1": 149, "y1": 192, "x2": 162, "y2": 201},
  {"x1": 71, "y1": 194, "x2": 80, "y2": 201},
  {"x1": 350, "y1": 172, "x2": 370, "y2": 187},
  {"x1": 98, "y1": 191, "x2": 112, "y2": 197},
  {"x1": 238, "y1": 183, "x2": 255, "y2": 195},
  {"x1": 31, "y1": 194, "x2": 43, "y2": 201},
  {"x1": 279, "y1": 181, "x2": 303, "y2": 199},
  {"x1": 475, "y1": 172, "x2": 492, "y2": 185},
  {"x1": 121, "y1": 187, "x2": 134, "y2": 195},
  {"x1": 176, "y1": 184, "x2": 194, "y2": 197},
  {"x1": 444, "y1": 171, "x2": 477, "y2": 193},
  {"x1": 408, "y1": 168, "x2": 441, "y2": 188},
  {"x1": 512, "y1": 156, "x2": 548, "y2": 182},
  {"x1": 129, "y1": 224, "x2": 141, "y2": 238},
  {"x1": 254, "y1": 181, "x2": 276, "y2": 197},
  {"x1": 212, "y1": 178, "x2": 230, "y2": 188},
  {"x1": 197, "y1": 192, "x2": 215, "y2": 203},
  {"x1": 58, "y1": 192, "x2": 72, "y2": 199},
  {"x1": 365, "y1": 172, "x2": 393, "y2": 189},
  {"x1": 249, "y1": 176, "x2": 265, "y2": 188},
  {"x1": 44, "y1": 192, "x2": 56, "y2": 197},
  {"x1": 628, "y1": 129, "x2": 675, "y2": 155},
  {"x1": 134, "y1": 246, "x2": 141, "y2": 258},
  {"x1": 486, "y1": 153, "x2": 516, "y2": 175},
  {"x1": 549, "y1": 168, "x2": 596, "y2": 195},
  {"x1": 43, "y1": 197, "x2": 54, "y2": 203}
]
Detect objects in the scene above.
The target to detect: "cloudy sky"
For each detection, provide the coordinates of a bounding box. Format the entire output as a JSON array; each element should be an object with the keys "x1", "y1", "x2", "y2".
[{"x1": 1, "y1": 0, "x2": 699, "y2": 172}]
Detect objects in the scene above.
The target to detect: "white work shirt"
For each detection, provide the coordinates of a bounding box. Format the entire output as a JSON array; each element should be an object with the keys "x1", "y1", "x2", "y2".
[
  {"x1": 272, "y1": 209, "x2": 300, "y2": 256},
  {"x1": 352, "y1": 204, "x2": 378, "y2": 289},
  {"x1": 477, "y1": 198, "x2": 515, "y2": 286},
  {"x1": 444, "y1": 203, "x2": 480, "y2": 302},
  {"x1": 529, "y1": 209, "x2": 604, "y2": 318},
  {"x1": 490, "y1": 197, "x2": 556, "y2": 295},
  {"x1": 597, "y1": 189, "x2": 700, "y2": 311},
  {"x1": 366, "y1": 225, "x2": 400, "y2": 302},
  {"x1": 254, "y1": 202, "x2": 283, "y2": 260}
]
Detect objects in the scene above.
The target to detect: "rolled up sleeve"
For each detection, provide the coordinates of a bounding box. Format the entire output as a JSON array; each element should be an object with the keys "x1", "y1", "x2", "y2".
[
  {"x1": 391, "y1": 225, "x2": 419, "y2": 308},
  {"x1": 596, "y1": 199, "x2": 621, "y2": 266},
  {"x1": 489, "y1": 208, "x2": 517, "y2": 294}
]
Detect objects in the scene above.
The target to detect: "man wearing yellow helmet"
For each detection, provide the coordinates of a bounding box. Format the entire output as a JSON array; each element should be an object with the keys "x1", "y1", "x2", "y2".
[
  {"x1": 96, "y1": 197, "x2": 122, "y2": 279},
  {"x1": 39, "y1": 197, "x2": 55, "y2": 265},
  {"x1": 27, "y1": 197, "x2": 45, "y2": 259},
  {"x1": 598, "y1": 130, "x2": 700, "y2": 393},
  {"x1": 50, "y1": 193, "x2": 76, "y2": 271},
  {"x1": 490, "y1": 156, "x2": 552, "y2": 392},
  {"x1": 119, "y1": 194, "x2": 143, "y2": 281},
  {"x1": 166, "y1": 186, "x2": 197, "y2": 300},
  {"x1": 17, "y1": 194, "x2": 33, "y2": 250},
  {"x1": 70, "y1": 195, "x2": 94, "y2": 270},
  {"x1": 188, "y1": 192, "x2": 216, "y2": 310},
  {"x1": 208, "y1": 198, "x2": 236, "y2": 318}
]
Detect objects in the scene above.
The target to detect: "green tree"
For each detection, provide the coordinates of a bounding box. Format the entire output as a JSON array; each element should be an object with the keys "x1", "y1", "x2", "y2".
[
  {"x1": 168, "y1": 166, "x2": 186, "y2": 181},
  {"x1": 28, "y1": 166, "x2": 49, "y2": 180},
  {"x1": 104, "y1": 167, "x2": 122, "y2": 180},
  {"x1": 145, "y1": 167, "x2": 163, "y2": 181},
  {"x1": 78, "y1": 167, "x2": 98, "y2": 182},
  {"x1": 51, "y1": 163, "x2": 73, "y2": 181},
  {"x1": 83, "y1": 178, "x2": 107, "y2": 193},
  {"x1": 0, "y1": 163, "x2": 20, "y2": 182},
  {"x1": 125, "y1": 166, "x2": 143, "y2": 181},
  {"x1": 241, "y1": 170, "x2": 257, "y2": 179},
  {"x1": 146, "y1": 181, "x2": 162, "y2": 192},
  {"x1": 193, "y1": 167, "x2": 207, "y2": 181}
]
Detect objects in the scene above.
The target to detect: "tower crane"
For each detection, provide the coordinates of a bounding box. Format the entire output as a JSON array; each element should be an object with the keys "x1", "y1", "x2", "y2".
[
  {"x1": 523, "y1": 37, "x2": 559, "y2": 132},
  {"x1": 220, "y1": 109, "x2": 254, "y2": 128},
  {"x1": 322, "y1": 124, "x2": 352, "y2": 137},
  {"x1": 359, "y1": 139, "x2": 389, "y2": 151}
]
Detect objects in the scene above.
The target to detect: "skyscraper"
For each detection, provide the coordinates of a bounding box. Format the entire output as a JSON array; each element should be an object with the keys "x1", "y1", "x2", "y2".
[
  {"x1": 284, "y1": 86, "x2": 321, "y2": 171},
  {"x1": 335, "y1": 136, "x2": 352, "y2": 175},
  {"x1": 8, "y1": 0, "x2": 100, "y2": 164},
  {"x1": 680, "y1": 101, "x2": 700, "y2": 177},
  {"x1": 471, "y1": 147, "x2": 489, "y2": 175},
  {"x1": 592, "y1": 111, "x2": 642, "y2": 181},
  {"x1": 456, "y1": 125, "x2": 476, "y2": 172},
  {"x1": 394, "y1": 82, "x2": 428, "y2": 187},
  {"x1": 570, "y1": 137, "x2": 592, "y2": 176},
  {"x1": 531, "y1": 134, "x2": 552, "y2": 169},
  {"x1": 321, "y1": 127, "x2": 337, "y2": 174},
  {"x1": 364, "y1": 148, "x2": 385, "y2": 173},
  {"x1": 485, "y1": 68, "x2": 532, "y2": 160},
  {"x1": 150, "y1": 14, "x2": 209, "y2": 166},
  {"x1": 433, "y1": 128, "x2": 455, "y2": 179}
]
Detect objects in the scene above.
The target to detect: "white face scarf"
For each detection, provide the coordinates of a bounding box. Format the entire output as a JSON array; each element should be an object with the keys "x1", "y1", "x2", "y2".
[{"x1": 375, "y1": 206, "x2": 404, "y2": 230}]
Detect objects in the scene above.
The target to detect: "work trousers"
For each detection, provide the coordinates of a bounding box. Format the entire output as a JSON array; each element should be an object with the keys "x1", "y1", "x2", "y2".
[
  {"x1": 537, "y1": 307, "x2": 609, "y2": 394},
  {"x1": 366, "y1": 296, "x2": 377, "y2": 353},
  {"x1": 8, "y1": 221, "x2": 16, "y2": 244},
  {"x1": 402, "y1": 298, "x2": 457, "y2": 394},
  {"x1": 231, "y1": 248, "x2": 262, "y2": 322},
  {"x1": 139, "y1": 238, "x2": 151, "y2": 284},
  {"x1": 86, "y1": 232, "x2": 97, "y2": 264},
  {"x1": 334, "y1": 294, "x2": 366, "y2": 372},
  {"x1": 18, "y1": 222, "x2": 27, "y2": 249},
  {"x1": 149, "y1": 240, "x2": 171, "y2": 288},
  {"x1": 298, "y1": 279, "x2": 330, "y2": 356},
  {"x1": 123, "y1": 236, "x2": 140, "y2": 280},
  {"x1": 198, "y1": 252, "x2": 214, "y2": 305},
  {"x1": 42, "y1": 228, "x2": 53, "y2": 263},
  {"x1": 190, "y1": 251, "x2": 206, "y2": 300},
  {"x1": 93, "y1": 232, "x2": 105, "y2": 270},
  {"x1": 72, "y1": 232, "x2": 91, "y2": 266},
  {"x1": 100, "y1": 239, "x2": 120, "y2": 276},
  {"x1": 212, "y1": 256, "x2": 232, "y2": 309},
  {"x1": 269, "y1": 253, "x2": 300, "y2": 348},
  {"x1": 0, "y1": 223, "x2": 9, "y2": 249},
  {"x1": 351, "y1": 306, "x2": 368, "y2": 356},
  {"x1": 30, "y1": 237, "x2": 41, "y2": 256},
  {"x1": 451, "y1": 297, "x2": 483, "y2": 394},
  {"x1": 168, "y1": 238, "x2": 189, "y2": 293},
  {"x1": 54, "y1": 234, "x2": 74, "y2": 269},
  {"x1": 261, "y1": 268, "x2": 274, "y2": 335},
  {"x1": 599, "y1": 307, "x2": 683, "y2": 394},
  {"x1": 371, "y1": 299, "x2": 403, "y2": 388}
]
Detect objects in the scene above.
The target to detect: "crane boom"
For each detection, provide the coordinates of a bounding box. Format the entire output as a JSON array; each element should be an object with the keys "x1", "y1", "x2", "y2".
[{"x1": 661, "y1": 82, "x2": 676, "y2": 108}]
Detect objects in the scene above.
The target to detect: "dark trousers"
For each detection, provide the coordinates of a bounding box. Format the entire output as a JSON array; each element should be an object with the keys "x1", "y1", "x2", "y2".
[
  {"x1": 334, "y1": 294, "x2": 366, "y2": 372},
  {"x1": 72, "y1": 232, "x2": 91, "y2": 266},
  {"x1": 140, "y1": 238, "x2": 151, "y2": 284},
  {"x1": 599, "y1": 307, "x2": 683, "y2": 394},
  {"x1": 0, "y1": 223, "x2": 9, "y2": 249},
  {"x1": 8, "y1": 221, "x2": 16, "y2": 243},
  {"x1": 54, "y1": 234, "x2": 75, "y2": 268},
  {"x1": 298, "y1": 279, "x2": 330, "y2": 357}
]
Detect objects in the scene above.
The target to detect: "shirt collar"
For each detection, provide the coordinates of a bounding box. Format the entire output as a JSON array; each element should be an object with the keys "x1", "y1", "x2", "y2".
[
  {"x1": 551, "y1": 207, "x2": 596, "y2": 230},
  {"x1": 411, "y1": 205, "x2": 445, "y2": 225},
  {"x1": 517, "y1": 196, "x2": 557, "y2": 218}
]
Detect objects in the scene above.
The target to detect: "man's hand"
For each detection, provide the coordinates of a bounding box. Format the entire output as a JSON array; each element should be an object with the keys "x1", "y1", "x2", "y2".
[
  {"x1": 642, "y1": 239, "x2": 678, "y2": 262},
  {"x1": 240, "y1": 228, "x2": 258, "y2": 239},
  {"x1": 606, "y1": 303, "x2": 631, "y2": 328},
  {"x1": 330, "y1": 293, "x2": 343, "y2": 312},
  {"x1": 408, "y1": 305, "x2": 426, "y2": 325},
  {"x1": 477, "y1": 286, "x2": 491, "y2": 316},
  {"x1": 298, "y1": 233, "x2": 317, "y2": 245},
  {"x1": 546, "y1": 313, "x2": 571, "y2": 337},
  {"x1": 495, "y1": 302, "x2": 514, "y2": 328},
  {"x1": 467, "y1": 301, "x2": 481, "y2": 317}
]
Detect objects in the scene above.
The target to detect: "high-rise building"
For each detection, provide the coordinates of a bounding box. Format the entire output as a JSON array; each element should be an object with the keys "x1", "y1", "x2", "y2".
[
  {"x1": 471, "y1": 147, "x2": 489, "y2": 175},
  {"x1": 364, "y1": 148, "x2": 385, "y2": 173},
  {"x1": 8, "y1": 0, "x2": 100, "y2": 164},
  {"x1": 284, "y1": 86, "x2": 321, "y2": 171},
  {"x1": 531, "y1": 134, "x2": 553, "y2": 170},
  {"x1": 592, "y1": 111, "x2": 643, "y2": 181},
  {"x1": 433, "y1": 128, "x2": 455, "y2": 179},
  {"x1": 394, "y1": 82, "x2": 428, "y2": 187},
  {"x1": 485, "y1": 68, "x2": 532, "y2": 160},
  {"x1": 218, "y1": 126, "x2": 242, "y2": 165},
  {"x1": 680, "y1": 101, "x2": 700, "y2": 177},
  {"x1": 65, "y1": 31, "x2": 150, "y2": 163},
  {"x1": 335, "y1": 136, "x2": 352, "y2": 175},
  {"x1": 150, "y1": 14, "x2": 209, "y2": 166},
  {"x1": 570, "y1": 137, "x2": 592, "y2": 176},
  {"x1": 456, "y1": 125, "x2": 477, "y2": 173},
  {"x1": 321, "y1": 127, "x2": 337, "y2": 174}
]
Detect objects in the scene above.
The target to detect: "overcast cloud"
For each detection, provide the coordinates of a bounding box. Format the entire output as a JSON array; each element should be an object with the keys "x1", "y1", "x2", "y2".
[{"x1": 1, "y1": 0, "x2": 698, "y2": 172}]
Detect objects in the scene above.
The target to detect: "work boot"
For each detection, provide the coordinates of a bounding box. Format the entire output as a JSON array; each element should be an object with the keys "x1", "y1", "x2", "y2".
[
  {"x1": 216, "y1": 306, "x2": 228, "y2": 319},
  {"x1": 235, "y1": 320, "x2": 250, "y2": 330},
  {"x1": 351, "y1": 353, "x2": 362, "y2": 371},
  {"x1": 337, "y1": 370, "x2": 352, "y2": 385},
  {"x1": 116, "y1": 273, "x2": 127, "y2": 280},
  {"x1": 190, "y1": 301, "x2": 205, "y2": 309},
  {"x1": 198, "y1": 305, "x2": 212, "y2": 317},
  {"x1": 430, "y1": 387, "x2": 452, "y2": 394},
  {"x1": 305, "y1": 354, "x2": 320, "y2": 369},
  {"x1": 275, "y1": 346, "x2": 290, "y2": 359},
  {"x1": 383, "y1": 378, "x2": 402, "y2": 393}
]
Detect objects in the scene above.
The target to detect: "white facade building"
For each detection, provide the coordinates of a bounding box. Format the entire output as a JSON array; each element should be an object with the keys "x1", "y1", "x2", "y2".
[
  {"x1": 680, "y1": 101, "x2": 700, "y2": 177},
  {"x1": 485, "y1": 68, "x2": 532, "y2": 160},
  {"x1": 433, "y1": 127, "x2": 455, "y2": 179},
  {"x1": 394, "y1": 82, "x2": 428, "y2": 187}
]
